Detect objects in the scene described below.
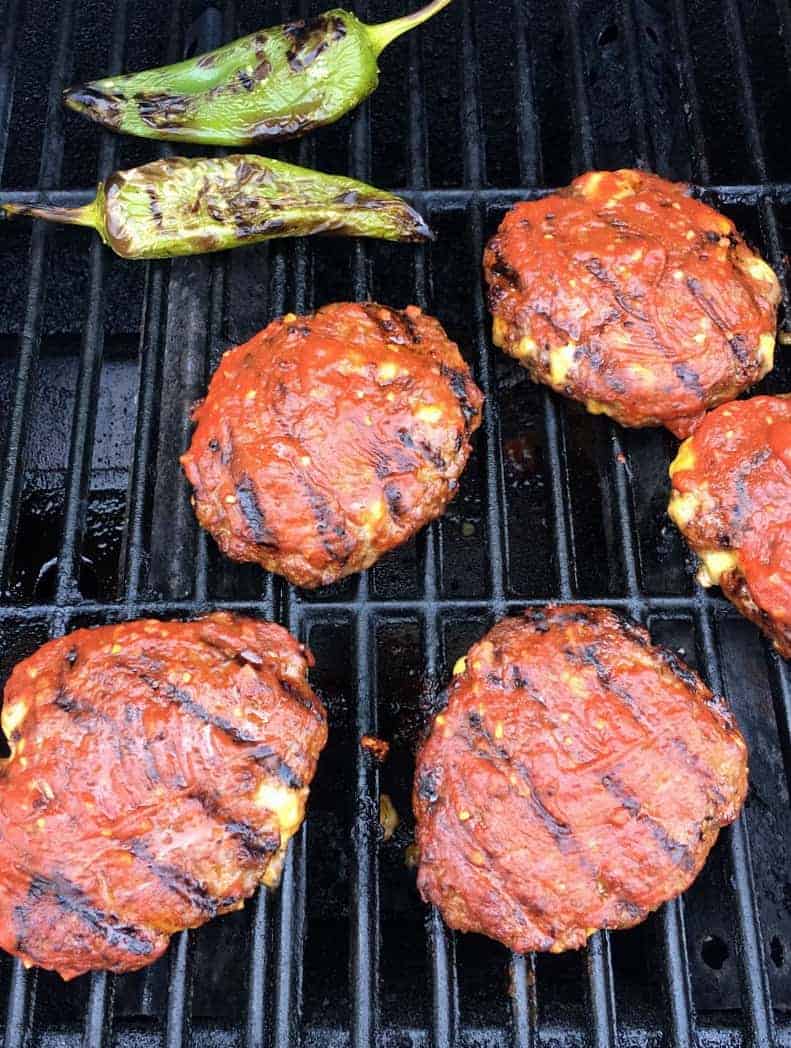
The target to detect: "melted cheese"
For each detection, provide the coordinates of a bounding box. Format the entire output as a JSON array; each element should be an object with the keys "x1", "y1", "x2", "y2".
[
  {"x1": 584, "y1": 398, "x2": 611, "y2": 416},
  {"x1": 549, "y1": 342, "x2": 578, "y2": 386},
  {"x1": 697, "y1": 550, "x2": 739, "y2": 587},
  {"x1": 491, "y1": 315, "x2": 509, "y2": 349},
  {"x1": 577, "y1": 172, "x2": 607, "y2": 197},
  {"x1": 669, "y1": 439, "x2": 696, "y2": 477},
  {"x1": 2, "y1": 700, "x2": 28, "y2": 739},
  {"x1": 743, "y1": 256, "x2": 778, "y2": 288},
  {"x1": 415, "y1": 404, "x2": 443, "y2": 424},
  {"x1": 758, "y1": 332, "x2": 775, "y2": 371},
  {"x1": 256, "y1": 782, "x2": 302, "y2": 830},
  {"x1": 515, "y1": 335, "x2": 538, "y2": 359},
  {"x1": 667, "y1": 490, "x2": 699, "y2": 529},
  {"x1": 256, "y1": 782, "x2": 308, "y2": 889}
]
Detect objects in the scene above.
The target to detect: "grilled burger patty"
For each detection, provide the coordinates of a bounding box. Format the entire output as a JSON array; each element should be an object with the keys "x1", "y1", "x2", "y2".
[
  {"x1": 0, "y1": 613, "x2": 327, "y2": 979},
  {"x1": 483, "y1": 169, "x2": 780, "y2": 437},
  {"x1": 413, "y1": 606, "x2": 747, "y2": 954},
  {"x1": 181, "y1": 302, "x2": 483, "y2": 588},
  {"x1": 669, "y1": 395, "x2": 791, "y2": 657}
]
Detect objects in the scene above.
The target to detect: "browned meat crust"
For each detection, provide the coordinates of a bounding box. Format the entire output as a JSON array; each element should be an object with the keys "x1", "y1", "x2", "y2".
[
  {"x1": 669, "y1": 394, "x2": 791, "y2": 657},
  {"x1": 181, "y1": 302, "x2": 483, "y2": 588},
  {"x1": 0, "y1": 613, "x2": 327, "y2": 979},
  {"x1": 413, "y1": 606, "x2": 748, "y2": 954},
  {"x1": 483, "y1": 169, "x2": 780, "y2": 437}
]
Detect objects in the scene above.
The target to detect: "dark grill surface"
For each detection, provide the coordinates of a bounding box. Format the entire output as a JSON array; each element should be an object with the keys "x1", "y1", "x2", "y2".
[{"x1": 1, "y1": 0, "x2": 791, "y2": 1045}]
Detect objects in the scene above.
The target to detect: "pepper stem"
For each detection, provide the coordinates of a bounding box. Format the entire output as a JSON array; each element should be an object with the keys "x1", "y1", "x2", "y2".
[
  {"x1": 365, "y1": 0, "x2": 455, "y2": 57},
  {"x1": 1, "y1": 195, "x2": 102, "y2": 235}
]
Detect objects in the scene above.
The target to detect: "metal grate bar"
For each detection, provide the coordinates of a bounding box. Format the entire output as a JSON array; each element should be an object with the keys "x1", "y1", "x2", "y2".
[
  {"x1": 512, "y1": 0, "x2": 540, "y2": 186},
  {"x1": 507, "y1": 8, "x2": 545, "y2": 1043},
  {"x1": 120, "y1": 262, "x2": 167, "y2": 603},
  {"x1": 669, "y1": 5, "x2": 779, "y2": 1043},
  {"x1": 5, "y1": 182, "x2": 791, "y2": 208},
  {"x1": 0, "y1": 593, "x2": 752, "y2": 620},
  {"x1": 263, "y1": 238, "x2": 294, "y2": 1048},
  {"x1": 345, "y1": 35, "x2": 381, "y2": 1037},
  {"x1": 615, "y1": 0, "x2": 655, "y2": 169},
  {"x1": 509, "y1": 953, "x2": 538, "y2": 1048},
  {"x1": 427, "y1": 906, "x2": 459, "y2": 1048},
  {"x1": 245, "y1": 889, "x2": 271, "y2": 1048},
  {"x1": 561, "y1": 3, "x2": 621, "y2": 1041},
  {"x1": 0, "y1": 0, "x2": 76, "y2": 588},
  {"x1": 115, "y1": 0, "x2": 185, "y2": 606},
  {"x1": 510, "y1": 0, "x2": 576, "y2": 598},
  {"x1": 670, "y1": 0, "x2": 711, "y2": 183},
  {"x1": 193, "y1": 262, "x2": 226, "y2": 604},
  {"x1": 721, "y1": 0, "x2": 790, "y2": 315},
  {"x1": 0, "y1": 0, "x2": 78, "y2": 1036},
  {"x1": 459, "y1": 0, "x2": 484, "y2": 190},
  {"x1": 54, "y1": 0, "x2": 128, "y2": 604},
  {"x1": 417, "y1": 219, "x2": 460, "y2": 1048},
  {"x1": 767, "y1": 656, "x2": 791, "y2": 790},
  {"x1": 659, "y1": 900, "x2": 696, "y2": 1048},
  {"x1": 409, "y1": 28, "x2": 461, "y2": 1018},
  {"x1": 774, "y1": 0, "x2": 791, "y2": 70},
  {"x1": 352, "y1": 607, "x2": 379, "y2": 1048},
  {"x1": 121, "y1": 9, "x2": 218, "y2": 1045},
  {"x1": 271, "y1": 94, "x2": 315, "y2": 1038},
  {"x1": 245, "y1": 566, "x2": 277, "y2": 1048},
  {"x1": 723, "y1": 0, "x2": 775, "y2": 183},
  {"x1": 470, "y1": 198, "x2": 507, "y2": 610},
  {"x1": 0, "y1": 0, "x2": 21, "y2": 179},
  {"x1": 718, "y1": 0, "x2": 791, "y2": 812},
  {"x1": 407, "y1": 13, "x2": 429, "y2": 189},
  {"x1": 271, "y1": 826, "x2": 307, "y2": 1048},
  {"x1": 165, "y1": 931, "x2": 191, "y2": 1048},
  {"x1": 607, "y1": 16, "x2": 700, "y2": 1036},
  {"x1": 192, "y1": 1, "x2": 235, "y2": 604},
  {"x1": 83, "y1": 972, "x2": 111, "y2": 1048},
  {"x1": 2, "y1": 961, "x2": 34, "y2": 1048},
  {"x1": 64, "y1": 0, "x2": 129, "y2": 1030},
  {"x1": 695, "y1": 609, "x2": 776, "y2": 1047}
]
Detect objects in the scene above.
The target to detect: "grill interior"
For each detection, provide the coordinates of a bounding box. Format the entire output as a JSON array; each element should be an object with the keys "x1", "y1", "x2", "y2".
[{"x1": 1, "y1": 0, "x2": 791, "y2": 1044}]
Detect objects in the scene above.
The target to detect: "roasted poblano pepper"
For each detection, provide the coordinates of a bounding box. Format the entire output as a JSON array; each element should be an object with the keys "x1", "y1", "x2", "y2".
[
  {"x1": 62, "y1": 0, "x2": 453, "y2": 146},
  {"x1": 0, "y1": 154, "x2": 432, "y2": 259}
]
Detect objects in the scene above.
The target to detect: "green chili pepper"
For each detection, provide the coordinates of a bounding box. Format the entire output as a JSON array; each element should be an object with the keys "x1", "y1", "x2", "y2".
[
  {"x1": 0, "y1": 154, "x2": 432, "y2": 259},
  {"x1": 62, "y1": 0, "x2": 453, "y2": 146}
]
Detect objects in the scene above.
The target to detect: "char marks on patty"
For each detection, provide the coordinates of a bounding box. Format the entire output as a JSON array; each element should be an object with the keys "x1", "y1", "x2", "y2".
[
  {"x1": 483, "y1": 169, "x2": 780, "y2": 437},
  {"x1": 0, "y1": 613, "x2": 327, "y2": 979},
  {"x1": 413, "y1": 605, "x2": 747, "y2": 954},
  {"x1": 181, "y1": 302, "x2": 483, "y2": 588}
]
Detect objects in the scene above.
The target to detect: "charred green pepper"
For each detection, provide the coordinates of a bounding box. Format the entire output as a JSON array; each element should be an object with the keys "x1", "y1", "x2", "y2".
[
  {"x1": 62, "y1": 0, "x2": 453, "y2": 146},
  {"x1": 0, "y1": 154, "x2": 432, "y2": 259}
]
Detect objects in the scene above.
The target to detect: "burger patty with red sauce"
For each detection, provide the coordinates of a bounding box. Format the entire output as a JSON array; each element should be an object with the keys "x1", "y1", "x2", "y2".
[
  {"x1": 413, "y1": 606, "x2": 747, "y2": 954},
  {"x1": 484, "y1": 169, "x2": 780, "y2": 437},
  {"x1": 0, "y1": 613, "x2": 327, "y2": 979},
  {"x1": 669, "y1": 394, "x2": 791, "y2": 657},
  {"x1": 181, "y1": 302, "x2": 483, "y2": 588}
]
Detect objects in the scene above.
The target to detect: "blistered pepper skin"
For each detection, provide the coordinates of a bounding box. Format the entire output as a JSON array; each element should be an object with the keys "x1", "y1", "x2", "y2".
[
  {"x1": 62, "y1": 1, "x2": 453, "y2": 146},
  {"x1": 0, "y1": 154, "x2": 432, "y2": 259}
]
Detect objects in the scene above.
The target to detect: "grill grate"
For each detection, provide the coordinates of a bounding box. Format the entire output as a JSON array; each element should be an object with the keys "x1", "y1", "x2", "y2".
[{"x1": 1, "y1": 0, "x2": 791, "y2": 1045}]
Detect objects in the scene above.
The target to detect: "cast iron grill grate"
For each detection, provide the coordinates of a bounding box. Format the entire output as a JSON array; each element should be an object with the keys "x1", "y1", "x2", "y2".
[{"x1": 0, "y1": 0, "x2": 791, "y2": 1045}]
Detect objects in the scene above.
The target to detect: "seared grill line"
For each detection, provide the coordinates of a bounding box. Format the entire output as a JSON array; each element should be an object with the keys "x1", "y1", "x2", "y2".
[
  {"x1": 138, "y1": 673, "x2": 304, "y2": 788},
  {"x1": 23, "y1": 875, "x2": 155, "y2": 956}
]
